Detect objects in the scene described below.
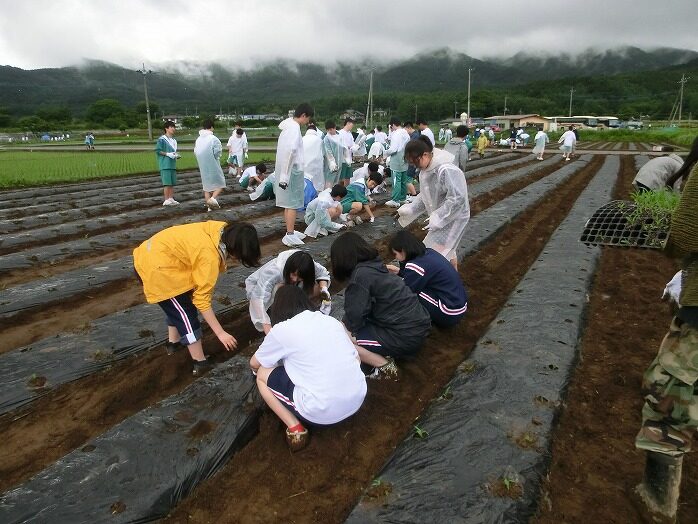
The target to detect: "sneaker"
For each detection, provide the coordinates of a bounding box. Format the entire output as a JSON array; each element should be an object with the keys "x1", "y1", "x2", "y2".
[
  {"x1": 206, "y1": 197, "x2": 220, "y2": 209},
  {"x1": 385, "y1": 200, "x2": 401, "y2": 208},
  {"x1": 366, "y1": 357, "x2": 399, "y2": 381},
  {"x1": 170, "y1": 198, "x2": 180, "y2": 205},
  {"x1": 165, "y1": 341, "x2": 183, "y2": 355},
  {"x1": 282, "y1": 233, "x2": 304, "y2": 247},
  {"x1": 192, "y1": 358, "x2": 213, "y2": 376},
  {"x1": 163, "y1": 198, "x2": 175, "y2": 206},
  {"x1": 293, "y1": 230, "x2": 307, "y2": 240},
  {"x1": 286, "y1": 427, "x2": 310, "y2": 452},
  {"x1": 353, "y1": 215, "x2": 363, "y2": 225}
]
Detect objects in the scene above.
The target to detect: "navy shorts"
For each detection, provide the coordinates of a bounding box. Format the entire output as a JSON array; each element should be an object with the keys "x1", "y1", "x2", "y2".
[
  {"x1": 157, "y1": 291, "x2": 202, "y2": 345},
  {"x1": 267, "y1": 366, "x2": 311, "y2": 424},
  {"x1": 355, "y1": 324, "x2": 389, "y2": 357}
]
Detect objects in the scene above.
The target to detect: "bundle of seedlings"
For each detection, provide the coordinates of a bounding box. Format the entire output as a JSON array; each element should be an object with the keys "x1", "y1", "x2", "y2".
[{"x1": 580, "y1": 189, "x2": 680, "y2": 249}]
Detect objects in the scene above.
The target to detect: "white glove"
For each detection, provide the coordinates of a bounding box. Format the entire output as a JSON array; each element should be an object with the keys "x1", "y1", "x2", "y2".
[
  {"x1": 319, "y1": 300, "x2": 332, "y2": 316},
  {"x1": 329, "y1": 159, "x2": 338, "y2": 172},
  {"x1": 166, "y1": 152, "x2": 177, "y2": 159},
  {"x1": 244, "y1": 151, "x2": 249, "y2": 159},
  {"x1": 369, "y1": 217, "x2": 375, "y2": 223}
]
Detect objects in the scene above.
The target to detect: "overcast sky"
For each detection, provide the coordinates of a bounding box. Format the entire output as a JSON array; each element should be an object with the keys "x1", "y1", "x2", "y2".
[{"x1": 1, "y1": 0, "x2": 696, "y2": 70}]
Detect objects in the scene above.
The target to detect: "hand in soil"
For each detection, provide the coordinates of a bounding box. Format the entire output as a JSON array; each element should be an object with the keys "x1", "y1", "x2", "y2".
[{"x1": 217, "y1": 331, "x2": 238, "y2": 351}]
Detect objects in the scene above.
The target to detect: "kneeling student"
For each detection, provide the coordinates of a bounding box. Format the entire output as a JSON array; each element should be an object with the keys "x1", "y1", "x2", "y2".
[
  {"x1": 250, "y1": 285, "x2": 367, "y2": 452},
  {"x1": 331, "y1": 232, "x2": 432, "y2": 379},
  {"x1": 239, "y1": 163, "x2": 268, "y2": 191},
  {"x1": 340, "y1": 171, "x2": 383, "y2": 225},
  {"x1": 245, "y1": 249, "x2": 331, "y2": 334},
  {"x1": 304, "y1": 184, "x2": 347, "y2": 238},
  {"x1": 387, "y1": 230, "x2": 468, "y2": 327}
]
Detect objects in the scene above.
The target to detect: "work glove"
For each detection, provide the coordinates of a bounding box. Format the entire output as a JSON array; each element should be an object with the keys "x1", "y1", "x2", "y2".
[
  {"x1": 319, "y1": 288, "x2": 331, "y2": 302},
  {"x1": 329, "y1": 159, "x2": 338, "y2": 172},
  {"x1": 319, "y1": 299, "x2": 332, "y2": 316},
  {"x1": 369, "y1": 217, "x2": 375, "y2": 223},
  {"x1": 244, "y1": 151, "x2": 249, "y2": 159},
  {"x1": 166, "y1": 152, "x2": 177, "y2": 159}
]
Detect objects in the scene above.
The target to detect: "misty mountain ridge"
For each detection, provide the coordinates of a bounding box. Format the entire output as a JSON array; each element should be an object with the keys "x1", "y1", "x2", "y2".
[{"x1": 1, "y1": 46, "x2": 695, "y2": 116}]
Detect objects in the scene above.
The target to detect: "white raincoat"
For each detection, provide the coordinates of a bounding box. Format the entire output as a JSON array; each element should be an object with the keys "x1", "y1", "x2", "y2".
[
  {"x1": 397, "y1": 148, "x2": 470, "y2": 261},
  {"x1": 532, "y1": 130, "x2": 549, "y2": 155},
  {"x1": 354, "y1": 129, "x2": 368, "y2": 157},
  {"x1": 274, "y1": 118, "x2": 305, "y2": 209},
  {"x1": 338, "y1": 129, "x2": 356, "y2": 165},
  {"x1": 304, "y1": 189, "x2": 344, "y2": 238},
  {"x1": 323, "y1": 133, "x2": 344, "y2": 188},
  {"x1": 367, "y1": 141, "x2": 385, "y2": 159},
  {"x1": 245, "y1": 249, "x2": 331, "y2": 331},
  {"x1": 250, "y1": 173, "x2": 276, "y2": 201},
  {"x1": 193, "y1": 129, "x2": 226, "y2": 192},
  {"x1": 303, "y1": 128, "x2": 325, "y2": 191}
]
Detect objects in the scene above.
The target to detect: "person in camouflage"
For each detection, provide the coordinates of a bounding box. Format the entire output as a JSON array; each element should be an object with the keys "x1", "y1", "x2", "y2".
[{"x1": 635, "y1": 137, "x2": 698, "y2": 516}]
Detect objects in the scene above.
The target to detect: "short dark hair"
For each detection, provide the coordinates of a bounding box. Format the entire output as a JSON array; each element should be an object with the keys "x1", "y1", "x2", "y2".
[
  {"x1": 236, "y1": 128, "x2": 244, "y2": 135},
  {"x1": 325, "y1": 120, "x2": 337, "y2": 130},
  {"x1": 456, "y1": 125, "x2": 469, "y2": 138},
  {"x1": 367, "y1": 161, "x2": 379, "y2": 173},
  {"x1": 330, "y1": 184, "x2": 348, "y2": 198},
  {"x1": 416, "y1": 118, "x2": 428, "y2": 126},
  {"x1": 330, "y1": 231, "x2": 379, "y2": 281},
  {"x1": 283, "y1": 251, "x2": 317, "y2": 294},
  {"x1": 202, "y1": 119, "x2": 214, "y2": 130},
  {"x1": 308, "y1": 123, "x2": 317, "y2": 131},
  {"x1": 163, "y1": 120, "x2": 175, "y2": 130},
  {"x1": 569, "y1": 125, "x2": 574, "y2": 130},
  {"x1": 344, "y1": 117, "x2": 354, "y2": 125},
  {"x1": 294, "y1": 103, "x2": 314, "y2": 118},
  {"x1": 383, "y1": 166, "x2": 391, "y2": 177},
  {"x1": 376, "y1": 126, "x2": 383, "y2": 132},
  {"x1": 404, "y1": 136, "x2": 434, "y2": 163},
  {"x1": 389, "y1": 117, "x2": 401, "y2": 127},
  {"x1": 270, "y1": 285, "x2": 314, "y2": 325},
  {"x1": 403, "y1": 121, "x2": 414, "y2": 129},
  {"x1": 221, "y1": 222, "x2": 261, "y2": 267},
  {"x1": 389, "y1": 230, "x2": 426, "y2": 261},
  {"x1": 368, "y1": 172, "x2": 383, "y2": 185},
  {"x1": 256, "y1": 162, "x2": 267, "y2": 174}
]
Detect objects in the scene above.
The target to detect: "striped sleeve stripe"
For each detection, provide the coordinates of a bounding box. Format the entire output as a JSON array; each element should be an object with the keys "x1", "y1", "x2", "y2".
[
  {"x1": 269, "y1": 388, "x2": 296, "y2": 408},
  {"x1": 439, "y1": 301, "x2": 468, "y2": 315},
  {"x1": 418, "y1": 292, "x2": 440, "y2": 307},
  {"x1": 405, "y1": 262, "x2": 425, "y2": 276},
  {"x1": 356, "y1": 339, "x2": 383, "y2": 347}
]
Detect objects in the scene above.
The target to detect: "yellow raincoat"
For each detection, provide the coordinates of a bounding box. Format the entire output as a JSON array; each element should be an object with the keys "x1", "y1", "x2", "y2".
[
  {"x1": 133, "y1": 221, "x2": 227, "y2": 311},
  {"x1": 477, "y1": 134, "x2": 488, "y2": 154}
]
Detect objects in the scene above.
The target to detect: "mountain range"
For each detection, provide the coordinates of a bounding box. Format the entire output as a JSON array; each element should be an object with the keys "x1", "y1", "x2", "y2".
[{"x1": 0, "y1": 46, "x2": 696, "y2": 117}]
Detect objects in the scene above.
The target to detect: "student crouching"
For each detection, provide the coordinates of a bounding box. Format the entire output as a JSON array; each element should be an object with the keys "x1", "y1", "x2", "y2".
[
  {"x1": 387, "y1": 230, "x2": 468, "y2": 328},
  {"x1": 331, "y1": 232, "x2": 432, "y2": 380},
  {"x1": 250, "y1": 285, "x2": 367, "y2": 452}
]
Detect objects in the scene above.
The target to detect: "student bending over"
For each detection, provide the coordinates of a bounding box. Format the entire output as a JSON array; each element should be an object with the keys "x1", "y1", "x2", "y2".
[
  {"x1": 387, "y1": 230, "x2": 468, "y2": 328},
  {"x1": 245, "y1": 249, "x2": 331, "y2": 334},
  {"x1": 331, "y1": 232, "x2": 432, "y2": 379},
  {"x1": 250, "y1": 285, "x2": 367, "y2": 452},
  {"x1": 134, "y1": 221, "x2": 261, "y2": 375}
]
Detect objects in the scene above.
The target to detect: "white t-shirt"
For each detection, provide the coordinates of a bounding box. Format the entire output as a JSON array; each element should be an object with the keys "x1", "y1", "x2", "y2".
[
  {"x1": 420, "y1": 127, "x2": 435, "y2": 146},
  {"x1": 227, "y1": 134, "x2": 248, "y2": 154},
  {"x1": 374, "y1": 131, "x2": 387, "y2": 144},
  {"x1": 240, "y1": 165, "x2": 256, "y2": 184},
  {"x1": 255, "y1": 310, "x2": 367, "y2": 424}
]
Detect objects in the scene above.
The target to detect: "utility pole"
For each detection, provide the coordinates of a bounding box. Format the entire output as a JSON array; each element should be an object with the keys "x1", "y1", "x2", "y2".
[
  {"x1": 678, "y1": 74, "x2": 689, "y2": 123},
  {"x1": 454, "y1": 100, "x2": 457, "y2": 119},
  {"x1": 503, "y1": 95, "x2": 508, "y2": 116},
  {"x1": 568, "y1": 87, "x2": 575, "y2": 118},
  {"x1": 137, "y1": 63, "x2": 154, "y2": 140},
  {"x1": 467, "y1": 67, "x2": 473, "y2": 124},
  {"x1": 365, "y1": 70, "x2": 374, "y2": 129}
]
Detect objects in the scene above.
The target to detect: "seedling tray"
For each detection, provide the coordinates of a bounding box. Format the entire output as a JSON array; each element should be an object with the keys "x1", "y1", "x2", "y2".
[{"x1": 580, "y1": 200, "x2": 669, "y2": 249}]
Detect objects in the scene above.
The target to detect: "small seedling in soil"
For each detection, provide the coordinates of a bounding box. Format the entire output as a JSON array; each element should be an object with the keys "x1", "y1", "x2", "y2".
[
  {"x1": 459, "y1": 361, "x2": 476, "y2": 373},
  {"x1": 110, "y1": 501, "x2": 126, "y2": 515},
  {"x1": 488, "y1": 467, "x2": 524, "y2": 499},
  {"x1": 366, "y1": 478, "x2": 393, "y2": 498},
  {"x1": 138, "y1": 329, "x2": 155, "y2": 338},
  {"x1": 513, "y1": 431, "x2": 538, "y2": 449},
  {"x1": 27, "y1": 373, "x2": 47, "y2": 389},
  {"x1": 438, "y1": 385, "x2": 453, "y2": 401},
  {"x1": 413, "y1": 425, "x2": 429, "y2": 439},
  {"x1": 216, "y1": 295, "x2": 232, "y2": 305}
]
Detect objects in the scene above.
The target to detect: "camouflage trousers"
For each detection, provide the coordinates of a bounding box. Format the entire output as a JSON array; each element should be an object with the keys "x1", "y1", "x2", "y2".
[{"x1": 636, "y1": 317, "x2": 698, "y2": 456}]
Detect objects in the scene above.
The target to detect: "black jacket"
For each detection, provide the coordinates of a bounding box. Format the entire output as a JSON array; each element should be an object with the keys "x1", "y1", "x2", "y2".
[{"x1": 343, "y1": 258, "x2": 431, "y2": 353}]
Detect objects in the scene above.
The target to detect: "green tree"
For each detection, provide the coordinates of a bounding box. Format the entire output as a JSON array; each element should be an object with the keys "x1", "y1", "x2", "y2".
[
  {"x1": 36, "y1": 105, "x2": 72, "y2": 124},
  {"x1": 135, "y1": 100, "x2": 160, "y2": 116},
  {"x1": 17, "y1": 116, "x2": 48, "y2": 132},
  {"x1": 86, "y1": 99, "x2": 125, "y2": 124}
]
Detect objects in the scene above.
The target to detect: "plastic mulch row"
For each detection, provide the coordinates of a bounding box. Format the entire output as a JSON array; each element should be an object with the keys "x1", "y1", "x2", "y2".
[
  {"x1": 0, "y1": 157, "x2": 593, "y2": 524},
  {"x1": 345, "y1": 155, "x2": 618, "y2": 524},
  {"x1": 0, "y1": 200, "x2": 277, "y2": 274},
  {"x1": 466, "y1": 153, "x2": 532, "y2": 180}
]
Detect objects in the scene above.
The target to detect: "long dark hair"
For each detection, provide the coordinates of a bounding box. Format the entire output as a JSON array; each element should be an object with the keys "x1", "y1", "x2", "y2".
[
  {"x1": 221, "y1": 223, "x2": 261, "y2": 267},
  {"x1": 389, "y1": 230, "x2": 426, "y2": 261},
  {"x1": 404, "y1": 135, "x2": 434, "y2": 164},
  {"x1": 283, "y1": 251, "x2": 316, "y2": 294},
  {"x1": 270, "y1": 285, "x2": 314, "y2": 325},
  {"x1": 330, "y1": 232, "x2": 379, "y2": 281}
]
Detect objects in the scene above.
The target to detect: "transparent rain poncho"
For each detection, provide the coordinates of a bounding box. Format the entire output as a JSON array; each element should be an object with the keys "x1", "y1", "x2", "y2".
[
  {"x1": 249, "y1": 173, "x2": 276, "y2": 201},
  {"x1": 303, "y1": 128, "x2": 325, "y2": 191},
  {"x1": 274, "y1": 118, "x2": 305, "y2": 209},
  {"x1": 397, "y1": 148, "x2": 470, "y2": 261},
  {"x1": 323, "y1": 134, "x2": 344, "y2": 188},
  {"x1": 245, "y1": 249, "x2": 331, "y2": 331},
  {"x1": 304, "y1": 189, "x2": 344, "y2": 238}
]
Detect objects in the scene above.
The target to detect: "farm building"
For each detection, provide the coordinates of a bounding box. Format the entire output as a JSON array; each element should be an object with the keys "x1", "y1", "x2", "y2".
[{"x1": 483, "y1": 114, "x2": 552, "y2": 131}]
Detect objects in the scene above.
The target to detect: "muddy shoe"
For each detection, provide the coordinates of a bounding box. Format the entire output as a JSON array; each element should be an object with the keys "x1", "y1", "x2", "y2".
[
  {"x1": 192, "y1": 358, "x2": 214, "y2": 376},
  {"x1": 165, "y1": 341, "x2": 183, "y2": 355},
  {"x1": 366, "y1": 357, "x2": 399, "y2": 381},
  {"x1": 286, "y1": 427, "x2": 310, "y2": 452}
]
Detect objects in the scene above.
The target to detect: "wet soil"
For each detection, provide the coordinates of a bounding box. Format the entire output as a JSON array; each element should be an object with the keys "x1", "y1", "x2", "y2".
[
  {"x1": 161, "y1": 157, "x2": 603, "y2": 523},
  {"x1": 0, "y1": 158, "x2": 597, "y2": 498},
  {"x1": 534, "y1": 156, "x2": 697, "y2": 523}
]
